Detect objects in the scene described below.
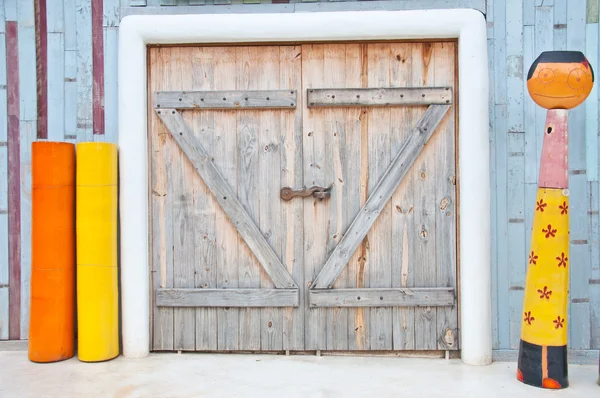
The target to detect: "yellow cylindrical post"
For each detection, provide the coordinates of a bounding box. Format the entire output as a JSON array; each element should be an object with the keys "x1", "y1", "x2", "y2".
[{"x1": 76, "y1": 142, "x2": 119, "y2": 362}]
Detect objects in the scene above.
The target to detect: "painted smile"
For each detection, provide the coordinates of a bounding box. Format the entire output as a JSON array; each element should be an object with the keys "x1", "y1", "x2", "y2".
[{"x1": 532, "y1": 94, "x2": 576, "y2": 99}]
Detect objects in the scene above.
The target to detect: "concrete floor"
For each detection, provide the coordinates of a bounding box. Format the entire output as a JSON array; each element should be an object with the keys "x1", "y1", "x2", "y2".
[{"x1": 0, "y1": 351, "x2": 598, "y2": 398}]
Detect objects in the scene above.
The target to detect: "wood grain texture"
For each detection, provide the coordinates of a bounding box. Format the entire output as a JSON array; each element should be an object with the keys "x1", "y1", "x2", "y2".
[
  {"x1": 236, "y1": 46, "x2": 262, "y2": 350},
  {"x1": 150, "y1": 48, "x2": 174, "y2": 351},
  {"x1": 366, "y1": 43, "x2": 393, "y2": 350},
  {"x1": 432, "y1": 42, "x2": 458, "y2": 350},
  {"x1": 34, "y1": 0, "x2": 48, "y2": 139},
  {"x1": 6, "y1": 21, "x2": 20, "y2": 340},
  {"x1": 311, "y1": 104, "x2": 450, "y2": 290},
  {"x1": 47, "y1": 33, "x2": 64, "y2": 141},
  {"x1": 307, "y1": 87, "x2": 452, "y2": 107},
  {"x1": 309, "y1": 288, "x2": 455, "y2": 308},
  {"x1": 92, "y1": 0, "x2": 104, "y2": 135},
  {"x1": 154, "y1": 90, "x2": 297, "y2": 109},
  {"x1": 301, "y1": 44, "x2": 327, "y2": 350},
  {"x1": 212, "y1": 46, "x2": 239, "y2": 351},
  {"x1": 390, "y1": 43, "x2": 416, "y2": 351},
  {"x1": 155, "y1": 110, "x2": 297, "y2": 289},
  {"x1": 412, "y1": 43, "x2": 436, "y2": 350},
  {"x1": 156, "y1": 289, "x2": 299, "y2": 307},
  {"x1": 76, "y1": 0, "x2": 93, "y2": 141}
]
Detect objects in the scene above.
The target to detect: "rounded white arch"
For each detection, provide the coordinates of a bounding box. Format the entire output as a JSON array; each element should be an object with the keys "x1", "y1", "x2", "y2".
[{"x1": 118, "y1": 9, "x2": 491, "y2": 365}]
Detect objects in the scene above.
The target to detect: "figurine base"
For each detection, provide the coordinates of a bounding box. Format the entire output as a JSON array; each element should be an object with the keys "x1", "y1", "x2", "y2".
[{"x1": 517, "y1": 340, "x2": 568, "y2": 389}]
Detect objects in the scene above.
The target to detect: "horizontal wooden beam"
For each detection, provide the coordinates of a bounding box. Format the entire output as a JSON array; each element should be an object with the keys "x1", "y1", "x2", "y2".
[
  {"x1": 308, "y1": 288, "x2": 455, "y2": 308},
  {"x1": 156, "y1": 288, "x2": 299, "y2": 308},
  {"x1": 307, "y1": 87, "x2": 452, "y2": 107},
  {"x1": 154, "y1": 90, "x2": 297, "y2": 109}
]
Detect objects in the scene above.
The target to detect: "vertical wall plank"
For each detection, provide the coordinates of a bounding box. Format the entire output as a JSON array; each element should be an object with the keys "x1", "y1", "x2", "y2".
[
  {"x1": 92, "y1": 0, "x2": 104, "y2": 136},
  {"x1": 76, "y1": 0, "x2": 93, "y2": 141},
  {"x1": 0, "y1": 7, "x2": 8, "y2": 340},
  {"x1": 236, "y1": 46, "x2": 261, "y2": 351},
  {"x1": 34, "y1": 0, "x2": 47, "y2": 139},
  {"x1": 590, "y1": 181, "x2": 600, "y2": 348},
  {"x1": 47, "y1": 33, "x2": 64, "y2": 141},
  {"x1": 585, "y1": 22, "x2": 599, "y2": 181},
  {"x1": 534, "y1": 6, "x2": 553, "y2": 170},
  {"x1": 103, "y1": 27, "x2": 118, "y2": 143},
  {"x1": 103, "y1": 0, "x2": 120, "y2": 27},
  {"x1": 553, "y1": 1, "x2": 567, "y2": 50},
  {"x1": 366, "y1": 43, "x2": 393, "y2": 350},
  {"x1": 6, "y1": 20, "x2": 20, "y2": 341}
]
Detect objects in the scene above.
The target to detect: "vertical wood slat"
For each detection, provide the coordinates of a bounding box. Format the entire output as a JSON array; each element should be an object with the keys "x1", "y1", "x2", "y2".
[
  {"x1": 0, "y1": 7, "x2": 8, "y2": 341},
  {"x1": 34, "y1": 0, "x2": 48, "y2": 139},
  {"x1": 345, "y1": 43, "x2": 368, "y2": 351},
  {"x1": 585, "y1": 22, "x2": 599, "y2": 181},
  {"x1": 213, "y1": 46, "x2": 239, "y2": 351},
  {"x1": 92, "y1": 0, "x2": 104, "y2": 135},
  {"x1": 47, "y1": 33, "x2": 64, "y2": 141},
  {"x1": 321, "y1": 44, "x2": 348, "y2": 351},
  {"x1": 259, "y1": 46, "x2": 283, "y2": 351},
  {"x1": 103, "y1": 27, "x2": 118, "y2": 143},
  {"x1": 6, "y1": 21, "x2": 20, "y2": 340},
  {"x1": 236, "y1": 46, "x2": 261, "y2": 351},
  {"x1": 191, "y1": 47, "x2": 217, "y2": 351},
  {"x1": 76, "y1": 0, "x2": 93, "y2": 141},
  {"x1": 433, "y1": 42, "x2": 458, "y2": 351},
  {"x1": 367, "y1": 43, "x2": 393, "y2": 350},
  {"x1": 280, "y1": 45, "x2": 304, "y2": 351},
  {"x1": 301, "y1": 44, "x2": 327, "y2": 350},
  {"x1": 412, "y1": 42, "x2": 436, "y2": 350},
  {"x1": 390, "y1": 43, "x2": 415, "y2": 350},
  {"x1": 151, "y1": 48, "x2": 174, "y2": 351}
]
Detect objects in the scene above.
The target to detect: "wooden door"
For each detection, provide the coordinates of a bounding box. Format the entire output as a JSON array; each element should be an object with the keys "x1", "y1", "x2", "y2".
[{"x1": 149, "y1": 42, "x2": 458, "y2": 352}]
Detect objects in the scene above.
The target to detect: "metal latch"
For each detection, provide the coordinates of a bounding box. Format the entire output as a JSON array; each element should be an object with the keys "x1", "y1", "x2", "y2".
[{"x1": 280, "y1": 185, "x2": 331, "y2": 201}]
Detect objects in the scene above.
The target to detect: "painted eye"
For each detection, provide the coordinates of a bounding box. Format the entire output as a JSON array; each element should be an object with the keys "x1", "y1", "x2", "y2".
[
  {"x1": 568, "y1": 68, "x2": 587, "y2": 89},
  {"x1": 538, "y1": 68, "x2": 555, "y2": 84}
]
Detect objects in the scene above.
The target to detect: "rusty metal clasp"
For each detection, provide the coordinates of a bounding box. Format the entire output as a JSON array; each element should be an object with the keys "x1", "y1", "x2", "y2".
[{"x1": 280, "y1": 185, "x2": 331, "y2": 201}]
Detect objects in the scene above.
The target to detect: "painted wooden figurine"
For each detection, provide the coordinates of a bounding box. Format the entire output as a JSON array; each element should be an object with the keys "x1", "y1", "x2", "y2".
[{"x1": 517, "y1": 51, "x2": 594, "y2": 389}]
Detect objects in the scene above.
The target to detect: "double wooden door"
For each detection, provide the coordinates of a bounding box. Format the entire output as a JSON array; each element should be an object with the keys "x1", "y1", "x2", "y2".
[{"x1": 149, "y1": 42, "x2": 458, "y2": 352}]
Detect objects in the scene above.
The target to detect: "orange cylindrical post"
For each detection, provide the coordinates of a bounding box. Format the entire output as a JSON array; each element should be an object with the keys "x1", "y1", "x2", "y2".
[{"x1": 28, "y1": 141, "x2": 76, "y2": 363}]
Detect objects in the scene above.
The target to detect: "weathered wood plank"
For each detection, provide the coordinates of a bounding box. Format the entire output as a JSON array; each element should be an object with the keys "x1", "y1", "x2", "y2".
[
  {"x1": 156, "y1": 110, "x2": 297, "y2": 290},
  {"x1": 433, "y1": 42, "x2": 458, "y2": 351},
  {"x1": 169, "y1": 48, "x2": 195, "y2": 352},
  {"x1": 309, "y1": 288, "x2": 455, "y2": 308},
  {"x1": 150, "y1": 48, "x2": 173, "y2": 351},
  {"x1": 302, "y1": 44, "x2": 327, "y2": 350},
  {"x1": 344, "y1": 43, "x2": 369, "y2": 351},
  {"x1": 191, "y1": 47, "x2": 217, "y2": 351},
  {"x1": 311, "y1": 104, "x2": 450, "y2": 289},
  {"x1": 412, "y1": 43, "x2": 437, "y2": 351},
  {"x1": 390, "y1": 43, "x2": 416, "y2": 351},
  {"x1": 236, "y1": 46, "x2": 262, "y2": 351},
  {"x1": 92, "y1": 0, "x2": 105, "y2": 135},
  {"x1": 366, "y1": 42, "x2": 393, "y2": 350},
  {"x1": 307, "y1": 87, "x2": 452, "y2": 107},
  {"x1": 213, "y1": 46, "x2": 239, "y2": 351},
  {"x1": 47, "y1": 32, "x2": 64, "y2": 141},
  {"x1": 103, "y1": 27, "x2": 118, "y2": 143},
  {"x1": 76, "y1": 0, "x2": 93, "y2": 141},
  {"x1": 585, "y1": 22, "x2": 599, "y2": 181},
  {"x1": 157, "y1": 289, "x2": 300, "y2": 308},
  {"x1": 154, "y1": 90, "x2": 297, "y2": 109},
  {"x1": 280, "y1": 45, "x2": 304, "y2": 351},
  {"x1": 259, "y1": 46, "x2": 284, "y2": 351},
  {"x1": 34, "y1": 0, "x2": 48, "y2": 139},
  {"x1": 322, "y1": 43, "x2": 348, "y2": 351}
]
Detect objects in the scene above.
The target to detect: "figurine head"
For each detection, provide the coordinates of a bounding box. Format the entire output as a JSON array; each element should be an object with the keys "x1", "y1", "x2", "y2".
[{"x1": 527, "y1": 51, "x2": 594, "y2": 110}]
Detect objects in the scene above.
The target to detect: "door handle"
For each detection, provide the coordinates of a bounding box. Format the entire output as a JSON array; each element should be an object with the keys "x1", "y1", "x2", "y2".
[{"x1": 280, "y1": 185, "x2": 331, "y2": 201}]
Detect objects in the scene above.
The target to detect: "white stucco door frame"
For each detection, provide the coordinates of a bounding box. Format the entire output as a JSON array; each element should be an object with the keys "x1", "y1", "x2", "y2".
[{"x1": 118, "y1": 9, "x2": 491, "y2": 365}]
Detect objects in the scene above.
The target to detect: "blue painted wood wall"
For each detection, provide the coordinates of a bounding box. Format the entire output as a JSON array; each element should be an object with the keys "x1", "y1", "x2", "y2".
[{"x1": 0, "y1": 0, "x2": 598, "y2": 354}]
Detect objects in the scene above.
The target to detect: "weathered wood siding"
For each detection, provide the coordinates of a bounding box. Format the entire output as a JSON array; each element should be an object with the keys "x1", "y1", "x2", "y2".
[{"x1": 0, "y1": 0, "x2": 598, "y2": 355}]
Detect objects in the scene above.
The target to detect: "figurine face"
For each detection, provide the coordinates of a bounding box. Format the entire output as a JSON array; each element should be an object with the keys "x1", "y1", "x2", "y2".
[{"x1": 527, "y1": 51, "x2": 594, "y2": 110}]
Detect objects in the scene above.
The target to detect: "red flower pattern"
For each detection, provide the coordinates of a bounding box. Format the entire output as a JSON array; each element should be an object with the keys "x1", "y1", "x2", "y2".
[
  {"x1": 524, "y1": 311, "x2": 535, "y2": 325},
  {"x1": 559, "y1": 202, "x2": 568, "y2": 215},
  {"x1": 528, "y1": 251, "x2": 538, "y2": 265},
  {"x1": 536, "y1": 199, "x2": 547, "y2": 212},
  {"x1": 556, "y1": 252, "x2": 568, "y2": 268},
  {"x1": 537, "y1": 286, "x2": 552, "y2": 300},
  {"x1": 553, "y1": 316, "x2": 564, "y2": 329},
  {"x1": 542, "y1": 224, "x2": 557, "y2": 238}
]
